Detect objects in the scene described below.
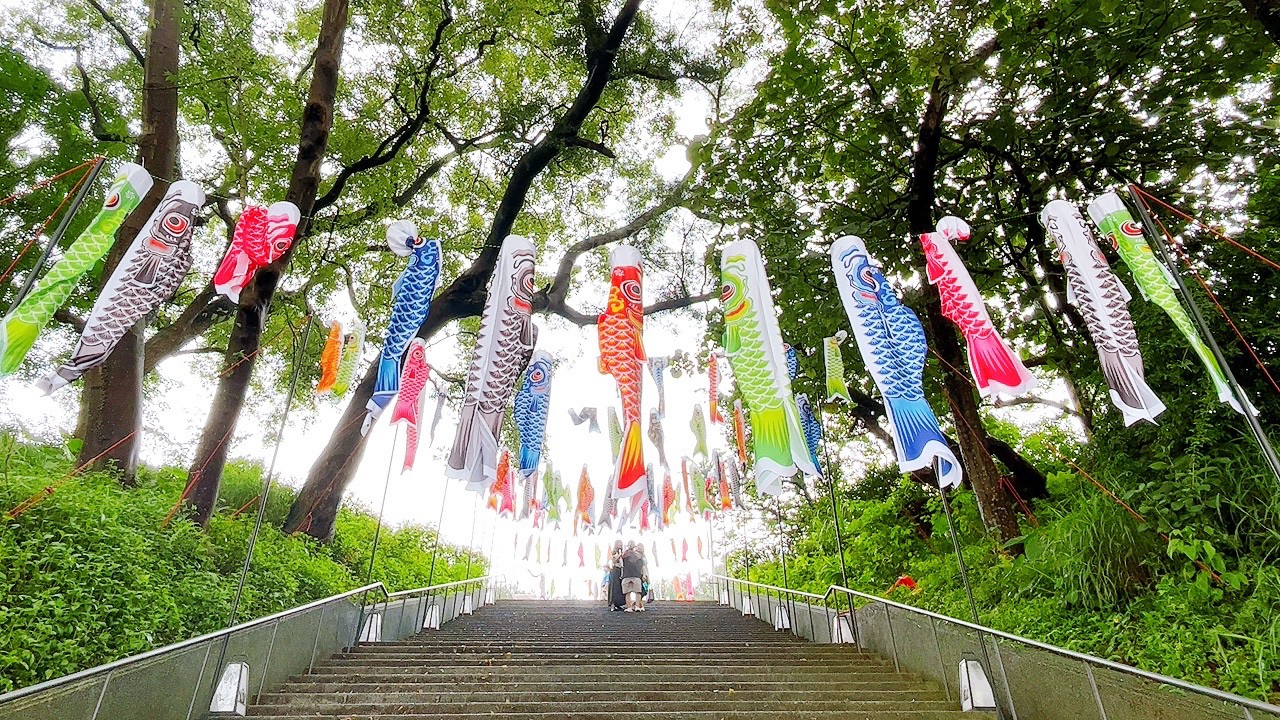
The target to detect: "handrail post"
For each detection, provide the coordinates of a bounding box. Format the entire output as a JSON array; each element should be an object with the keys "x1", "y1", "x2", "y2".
[
  {"x1": 88, "y1": 668, "x2": 112, "y2": 720},
  {"x1": 1084, "y1": 660, "x2": 1108, "y2": 720},
  {"x1": 991, "y1": 637, "x2": 1018, "y2": 720},
  {"x1": 930, "y1": 616, "x2": 950, "y2": 702},
  {"x1": 883, "y1": 602, "x2": 900, "y2": 671},
  {"x1": 255, "y1": 617, "x2": 281, "y2": 703},
  {"x1": 308, "y1": 604, "x2": 328, "y2": 673}
]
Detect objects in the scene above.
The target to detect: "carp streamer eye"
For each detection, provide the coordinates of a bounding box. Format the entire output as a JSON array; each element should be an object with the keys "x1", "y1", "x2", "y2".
[
  {"x1": 720, "y1": 283, "x2": 733, "y2": 302},
  {"x1": 163, "y1": 213, "x2": 190, "y2": 235},
  {"x1": 105, "y1": 193, "x2": 121, "y2": 209},
  {"x1": 621, "y1": 279, "x2": 641, "y2": 303}
]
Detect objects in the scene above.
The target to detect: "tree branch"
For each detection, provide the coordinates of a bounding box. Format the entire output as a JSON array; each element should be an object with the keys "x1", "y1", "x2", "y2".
[
  {"x1": 567, "y1": 135, "x2": 616, "y2": 158},
  {"x1": 86, "y1": 0, "x2": 145, "y2": 67},
  {"x1": 53, "y1": 307, "x2": 86, "y2": 333},
  {"x1": 311, "y1": 2, "x2": 463, "y2": 213}
]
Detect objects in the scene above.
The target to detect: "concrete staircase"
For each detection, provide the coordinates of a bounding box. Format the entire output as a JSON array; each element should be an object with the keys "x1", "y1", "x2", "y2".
[{"x1": 250, "y1": 599, "x2": 989, "y2": 719}]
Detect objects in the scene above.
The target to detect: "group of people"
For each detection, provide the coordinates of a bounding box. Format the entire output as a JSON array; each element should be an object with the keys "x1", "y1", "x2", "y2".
[{"x1": 603, "y1": 540, "x2": 650, "y2": 612}]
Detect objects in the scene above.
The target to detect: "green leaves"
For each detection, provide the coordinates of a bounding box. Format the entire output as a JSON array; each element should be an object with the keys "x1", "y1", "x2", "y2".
[{"x1": 0, "y1": 435, "x2": 481, "y2": 692}]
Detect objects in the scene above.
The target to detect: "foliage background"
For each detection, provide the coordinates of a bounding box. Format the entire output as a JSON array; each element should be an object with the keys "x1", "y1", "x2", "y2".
[{"x1": 0, "y1": 434, "x2": 485, "y2": 692}]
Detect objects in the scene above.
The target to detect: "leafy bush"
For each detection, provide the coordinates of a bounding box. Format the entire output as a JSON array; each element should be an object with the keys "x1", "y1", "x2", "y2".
[
  {"x1": 0, "y1": 435, "x2": 484, "y2": 692},
  {"x1": 735, "y1": 452, "x2": 1280, "y2": 703}
]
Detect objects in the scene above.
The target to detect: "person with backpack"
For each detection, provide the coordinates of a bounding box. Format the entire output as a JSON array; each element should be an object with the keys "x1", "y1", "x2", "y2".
[{"x1": 621, "y1": 541, "x2": 648, "y2": 612}]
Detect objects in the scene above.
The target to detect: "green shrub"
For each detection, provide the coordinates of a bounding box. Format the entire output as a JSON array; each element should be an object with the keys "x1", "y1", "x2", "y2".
[{"x1": 0, "y1": 435, "x2": 483, "y2": 692}]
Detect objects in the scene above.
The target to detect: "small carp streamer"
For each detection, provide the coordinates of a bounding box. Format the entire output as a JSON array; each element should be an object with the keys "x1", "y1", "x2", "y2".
[
  {"x1": 1042, "y1": 201, "x2": 1165, "y2": 425},
  {"x1": 447, "y1": 235, "x2": 538, "y2": 491},
  {"x1": 783, "y1": 342, "x2": 800, "y2": 379},
  {"x1": 823, "y1": 333, "x2": 853, "y2": 403},
  {"x1": 575, "y1": 465, "x2": 596, "y2": 534},
  {"x1": 690, "y1": 404, "x2": 709, "y2": 459},
  {"x1": 331, "y1": 324, "x2": 364, "y2": 397},
  {"x1": 597, "y1": 244, "x2": 647, "y2": 500},
  {"x1": 514, "y1": 350, "x2": 553, "y2": 518},
  {"x1": 39, "y1": 181, "x2": 205, "y2": 393},
  {"x1": 315, "y1": 321, "x2": 343, "y2": 394},
  {"x1": 390, "y1": 338, "x2": 432, "y2": 472},
  {"x1": 606, "y1": 407, "x2": 622, "y2": 462},
  {"x1": 795, "y1": 392, "x2": 823, "y2": 475},
  {"x1": 487, "y1": 450, "x2": 516, "y2": 516},
  {"x1": 1, "y1": 162, "x2": 151, "y2": 376},
  {"x1": 363, "y1": 221, "x2": 442, "y2": 434},
  {"x1": 1088, "y1": 191, "x2": 1250, "y2": 416},
  {"x1": 212, "y1": 201, "x2": 299, "y2": 303},
  {"x1": 648, "y1": 355, "x2": 669, "y2": 418},
  {"x1": 721, "y1": 239, "x2": 816, "y2": 495},
  {"x1": 829, "y1": 235, "x2": 961, "y2": 487},
  {"x1": 919, "y1": 216, "x2": 1036, "y2": 399},
  {"x1": 568, "y1": 406, "x2": 600, "y2": 433},
  {"x1": 662, "y1": 470, "x2": 677, "y2": 525},
  {"x1": 708, "y1": 352, "x2": 724, "y2": 423},
  {"x1": 647, "y1": 409, "x2": 669, "y2": 470}
]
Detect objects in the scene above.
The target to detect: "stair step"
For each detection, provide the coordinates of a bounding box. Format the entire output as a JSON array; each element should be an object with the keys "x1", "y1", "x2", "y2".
[
  {"x1": 249, "y1": 714, "x2": 985, "y2": 720},
  {"x1": 250, "y1": 601, "x2": 975, "y2": 720},
  {"x1": 274, "y1": 680, "x2": 941, "y2": 694},
  {"x1": 248, "y1": 699, "x2": 960, "y2": 713},
  {"x1": 257, "y1": 689, "x2": 945, "y2": 704}
]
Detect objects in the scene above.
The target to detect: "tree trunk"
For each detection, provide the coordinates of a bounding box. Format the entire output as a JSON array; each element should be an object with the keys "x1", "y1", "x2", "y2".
[
  {"x1": 185, "y1": 0, "x2": 350, "y2": 527},
  {"x1": 283, "y1": 0, "x2": 644, "y2": 541},
  {"x1": 1240, "y1": 0, "x2": 1280, "y2": 46},
  {"x1": 926, "y1": 303, "x2": 1024, "y2": 546},
  {"x1": 282, "y1": 300, "x2": 463, "y2": 538},
  {"x1": 907, "y1": 74, "x2": 1023, "y2": 550},
  {"x1": 76, "y1": 0, "x2": 181, "y2": 483}
]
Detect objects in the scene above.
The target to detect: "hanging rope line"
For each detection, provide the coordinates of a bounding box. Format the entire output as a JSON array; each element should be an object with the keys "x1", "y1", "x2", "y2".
[
  {"x1": 0, "y1": 160, "x2": 98, "y2": 288},
  {"x1": 1042, "y1": 441, "x2": 1221, "y2": 584},
  {"x1": 0, "y1": 157, "x2": 100, "y2": 208},
  {"x1": 926, "y1": 346, "x2": 1040, "y2": 521},
  {"x1": 223, "y1": 314, "x2": 313, "y2": 625},
  {"x1": 1132, "y1": 186, "x2": 1280, "y2": 273},
  {"x1": 362, "y1": 423, "x2": 401, "y2": 591},
  {"x1": 1139, "y1": 199, "x2": 1280, "y2": 397},
  {"x1": 5, "y1": 429, "x2": 138, "y2": 519}
]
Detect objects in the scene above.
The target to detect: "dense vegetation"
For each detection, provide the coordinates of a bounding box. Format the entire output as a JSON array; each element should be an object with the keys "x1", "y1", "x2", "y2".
[
  {"x1": 0, "y1": 435, "x2": 484, "y2": 692},
  {"x1": 729, "y1": 396, "x2": 1280, "y2": 702},
  {"x1": 3, "y1": 0, "x2": 1280, "y2": 705}
]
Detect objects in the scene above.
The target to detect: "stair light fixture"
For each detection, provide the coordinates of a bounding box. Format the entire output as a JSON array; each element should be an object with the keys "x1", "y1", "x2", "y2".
[
  {"x1": 958, "y1": 653, "x2": 998, "y2": 712},
  {"x1": 423, "y1": 604, "x2": 442, "y2": 630},
  {"x1": 831, "y1": 613, "x2": 856, "y2": 644},
  {"x1": 208, "y1": 661, "x2": 249, "y2": 717},
  {"x1": 773, "y1": 606, "x2": 791, "y2": 631},
  {"x1": 358, "y1": 612, "x2": 382, "y2": 642}
]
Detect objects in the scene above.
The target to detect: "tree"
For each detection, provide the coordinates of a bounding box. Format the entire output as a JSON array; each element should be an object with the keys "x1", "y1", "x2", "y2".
[
  {"x1": 282, "y1": 0, "x2": 736, "y2": 539},
  {"x1": 75, "y1": 0, "x2": 181, "y2": 483},
  {"x1": 692, "y1": 0, "x2": 1278, "y2": 544},
  {"x1": 182, "y1": 0, "x2": 351, "y2": 525}
]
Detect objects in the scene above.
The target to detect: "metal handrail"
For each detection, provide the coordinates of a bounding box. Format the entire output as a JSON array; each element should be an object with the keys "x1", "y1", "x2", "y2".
[
  {"x1": 0, "y1": 574, "x2": 490, "y2": 709},
  {"x1": 713, "y1": 574, "x2": 1280, "y2": 715},
  {"x1": 385, "y1": 574, "x2": 490, "y2": 600},
  {"x1": 0, "y1": 581, "x2": 387, "y2": 705}
]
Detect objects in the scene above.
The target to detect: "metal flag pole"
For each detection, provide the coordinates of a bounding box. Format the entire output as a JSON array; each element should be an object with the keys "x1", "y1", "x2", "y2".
[
  {"x1": 774, "y1": 495, "x2": 796, "y2": 635},
  {"x1": 817, "y1": 405, "x2": 857, "y2": 645},
  {"x1": 936, "y1": 466, "x2": 1005, "y2": 719},
  {"x1": 209, "y1": 314, "x2": 312, "y2": 705},
  {"x1": 7, "y1": 158, "x2": 105, "y2": 313},
  {"x1": 1127, "y1": 185, "x2": 1280, "y2": 487}
]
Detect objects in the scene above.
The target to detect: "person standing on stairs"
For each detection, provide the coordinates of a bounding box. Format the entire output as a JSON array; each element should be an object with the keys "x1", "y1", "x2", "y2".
[
  {"x1": 621, "y1": 542, "x2": 647, "y2": 612},
  {"x1": 608, "y1": 540, "x2": 626, "y2": 610}
]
